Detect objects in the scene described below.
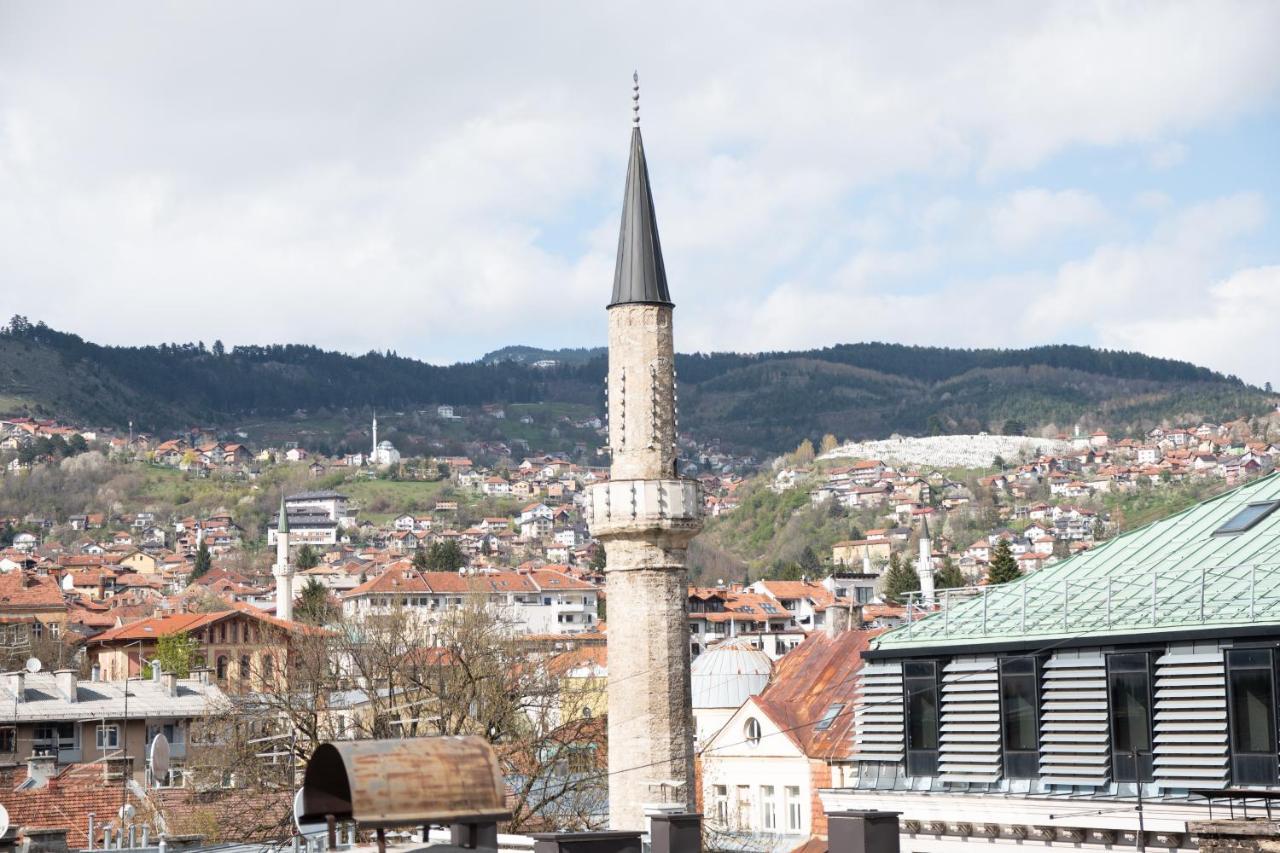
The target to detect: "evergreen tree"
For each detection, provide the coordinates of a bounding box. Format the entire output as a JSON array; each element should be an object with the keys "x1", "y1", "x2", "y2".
[
  {"x1": 296, "y1": 544, "x2": 320, "y2": 570},
  {"x1": 412, "y1": 547, "x2": 429, "y2": 570},
  {"x1": 424, "y1": 540, "x2": 466, "y2": 571},
  {"x1": 986, "y1": 539, "x2": 1022, "y2": 585},
  {"x1": 881, "y1": 552, "x2": 920, "y2": 603},
  {"x1": 190, "y1": 540, "x2": 212, "y2": 580},
  {"x1": 798, "y1": 545, "x2": 821, "y2": 574},
  {"x1": 933, "y1": 557, "x2": 966, "y2": 590},
  {"x1": 296, "y1": 578, "x2": 333, "y2": 625}
]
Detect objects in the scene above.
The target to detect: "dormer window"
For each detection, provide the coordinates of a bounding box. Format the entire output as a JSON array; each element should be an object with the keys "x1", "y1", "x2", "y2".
[{"x1": 1213, "y1": 501, "x2": 1280, "y2": 535}]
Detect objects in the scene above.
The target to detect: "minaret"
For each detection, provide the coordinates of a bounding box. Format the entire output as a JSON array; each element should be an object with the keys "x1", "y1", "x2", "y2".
[
  {"x1": 586, "y1": 74, "x2": 702, "y2": 831},
  {"x1": 371, "y1": 413, "x2": 378, "y2": 463},
  {"x1": 917, "y1": 516, "x2": 935, "y2": 603},
  {"x1": 273, "y1": 495, "x2": 294, "y2": 620},
  {"x1": 862, "y1": 543, "x2": 873, "y2": 574}
]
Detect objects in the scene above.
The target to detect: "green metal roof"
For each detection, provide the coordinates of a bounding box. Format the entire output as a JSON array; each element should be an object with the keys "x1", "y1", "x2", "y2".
[{"x1": 875, "y1": 472, "x2": 1280, "y2": 651}]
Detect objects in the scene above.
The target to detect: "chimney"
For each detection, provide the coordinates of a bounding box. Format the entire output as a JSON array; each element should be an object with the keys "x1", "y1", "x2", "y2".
[
  {"x1": 26, "y1": 754, "x2": 58, "y2": 788},
  {"x1": 827, "y1": 810, "x2": 901, "y2": 853},
  {"x1": 6, "y1": 671, "x2": 24, "y2": 702},
  {"x1": 54, "y1": 669, "x2": 77, "y2": 703},
  {"x1": 826, "y1": 602, "x2": 852, "y2": 638},
  {"x1": 191, "y1": 666, "x2": 211, "y2": 686},
  {"x1": 103, "y1": 755, "x2": 133, "y2": 782},
  {"x1": 161, "y1": 671, "x2": 179, "y2": 698}
]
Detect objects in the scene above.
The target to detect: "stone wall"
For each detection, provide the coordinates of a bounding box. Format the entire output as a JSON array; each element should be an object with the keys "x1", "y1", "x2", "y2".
[
  {"x1": 1190, "y1": 820, "x2": 1280, "y2": 853},
  {"x1": 607, "y1": 304, "x2": 676, "y2": 481}
]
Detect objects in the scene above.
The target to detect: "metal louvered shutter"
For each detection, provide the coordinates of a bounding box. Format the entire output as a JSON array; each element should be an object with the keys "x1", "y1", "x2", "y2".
[
  {"x1": 1154, "y1": 643, "x2": 1228, "y2": 790},
  {"x1": 854, "y1": 660, "x2": 904, "y2": 763},
  {"x1": 939, "y1": 656, "x2": 1001, "y2": 783},
  {"x1": 1040, "y1": 653, "x2": 1110, "y2": 786}
]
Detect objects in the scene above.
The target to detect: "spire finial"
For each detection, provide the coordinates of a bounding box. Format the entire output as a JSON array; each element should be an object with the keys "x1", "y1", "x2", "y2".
[{"x1": 632, "y1": 71, "x2": 640, "y2": 126}]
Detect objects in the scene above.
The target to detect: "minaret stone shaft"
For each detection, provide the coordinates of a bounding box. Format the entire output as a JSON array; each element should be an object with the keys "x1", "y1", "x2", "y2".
[
  {"x1": 587, "y1": 84, "x2": 703, "y2": 831},
  {"x1": 274, "y1": 495, "x2": 294, "y2": 621},
  {"x1": 917, "y1": 516, "x2": 935, "y2": 603}
]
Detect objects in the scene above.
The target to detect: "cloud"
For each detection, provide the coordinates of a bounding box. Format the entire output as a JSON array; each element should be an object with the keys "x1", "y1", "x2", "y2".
[
  {"x1": 986, "y1": 189, "x2": 1109, "y2": 250},
  {"x1": 0, "y1": 0, "x2": 1277, "y2": 379},
  {"x1": 1107, "y1": 265, "x2": 1280, "y2": 386}
]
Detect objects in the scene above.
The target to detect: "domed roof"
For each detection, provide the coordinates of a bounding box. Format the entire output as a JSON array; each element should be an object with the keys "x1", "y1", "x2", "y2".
[{"x1": 691, "y1": 640, "x2": 773, "y2": 709}]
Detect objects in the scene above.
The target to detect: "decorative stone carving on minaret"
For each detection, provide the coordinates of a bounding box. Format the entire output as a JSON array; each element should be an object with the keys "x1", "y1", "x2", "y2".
[
  {"x1": 273, "y1": 495, "x2": 294, "y2": 621},
  {"x1": 587, "y1": 74, "x2": 703, "y2": 831}
]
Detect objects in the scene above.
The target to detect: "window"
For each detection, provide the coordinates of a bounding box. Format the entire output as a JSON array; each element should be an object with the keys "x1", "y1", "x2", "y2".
[
  {"x1": 744, "y1": 717, "x2": 762, "y2": 747},
  {"x1": 1107, "y1": 652, "x2": 1155, "y2": 782},
  {"x1": 999, "y1": 657, "x2": 1041, "y2": 779},
  {"x1": 215, "y1": 655, "x2": 229, "y2": 680},
  {"x1": 0, "y1": 726, "x2": 14, "y2": 753},
  {"x1": 785, "y1": 786, "x2": 802, "y2": 832},
  {"x1": 1213, "y1": 501, "x2": 1280, "y2": 535},
  {"x1": 96, "y1": 725, "x2": 120, "y2": 749},
  {"x1": 735, "y1": 785, "x2": 752, "y2": 829},
  {"x1": 815, "y1": 703, "x2": 846, "y2": 732},
  {"x1": 903, "y1": 660, "x2": 940, "y2": 776},
  {"x1": 760, "y1": 785, "x2": 776, "y2": 830},
  {"x1": 262, "y1": 654, "x2": 274, "y2": 682},
  {"x1": 712, "y1": 785, "x2": 728, "y2": 826},
  {"x1": 240, "y1": 654, "x2": 251, "y2": 682},
  {"x1": 1226, "y1": 648, "x2": 1278, "y2": 785}
]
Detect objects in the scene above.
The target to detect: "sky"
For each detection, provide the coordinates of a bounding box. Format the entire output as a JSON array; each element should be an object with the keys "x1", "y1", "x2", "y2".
[{"x1": 1, "y1": 2, "x2": 1278, "y2": 386}]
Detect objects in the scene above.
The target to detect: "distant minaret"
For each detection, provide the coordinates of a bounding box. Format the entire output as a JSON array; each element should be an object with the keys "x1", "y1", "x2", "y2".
[
  {"x1": 586, "y1": 74, "x2": 702, "y2": 831},
  {"x1": 862, "y1": 543, "x2": 873, "y2": 574},
  {"x1": 917, "y1": 516, "x2": 935, "y2": 603},
  {"x1": 273, "y1": 495, "x2": 294, "y2": 620},
  {"x1": 371, "y1": 413, "x2": 378, "y2": 461}
]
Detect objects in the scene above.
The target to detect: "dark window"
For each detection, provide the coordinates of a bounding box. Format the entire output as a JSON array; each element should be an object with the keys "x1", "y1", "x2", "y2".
[
  {"x1": 1225, "y1": 648, "x2": 1278, "y2": 785},
  {"x1": 999, "y1": 656, "x2": 1041, "y2": 779},
  {"x1": 1213, "y1": 501, "x2": 1280, "y2": 535},
  {"x1": 1107, "y1": 653, "x2": 1155, "y2": 782},
  {"x1": 903, "y1": 661, "x2": 940, "y2": 777}
]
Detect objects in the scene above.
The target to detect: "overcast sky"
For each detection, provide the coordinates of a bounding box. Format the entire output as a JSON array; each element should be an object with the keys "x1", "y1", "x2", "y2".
[{"x1": 1, "y1": 2, "x2": 1277, "y2": 385}]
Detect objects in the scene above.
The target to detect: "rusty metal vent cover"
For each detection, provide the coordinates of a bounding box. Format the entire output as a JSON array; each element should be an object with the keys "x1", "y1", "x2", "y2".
[{"x1": 299, "y1": 736, "x2": 510, "y2": 829}]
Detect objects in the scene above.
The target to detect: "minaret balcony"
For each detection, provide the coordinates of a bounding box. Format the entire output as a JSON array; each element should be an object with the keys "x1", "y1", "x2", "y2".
[{"x1": 586, "y1": 478, "x2": 703, "y2": 536}]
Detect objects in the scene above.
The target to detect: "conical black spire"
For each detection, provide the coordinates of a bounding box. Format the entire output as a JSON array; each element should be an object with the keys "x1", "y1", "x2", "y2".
[{"x1": 610, "y1": 84, "x2": 672, "y2": 308}]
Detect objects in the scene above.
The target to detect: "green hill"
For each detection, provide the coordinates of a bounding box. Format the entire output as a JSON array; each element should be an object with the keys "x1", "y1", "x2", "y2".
[{"x1": 1, "y1": 316, "x2": 1273, "y2": 455}]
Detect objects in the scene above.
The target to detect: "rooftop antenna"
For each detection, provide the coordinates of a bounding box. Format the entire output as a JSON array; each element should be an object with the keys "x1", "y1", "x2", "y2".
[{"x1": 632, "y1": 71, "x2": 640, "y2": 126}]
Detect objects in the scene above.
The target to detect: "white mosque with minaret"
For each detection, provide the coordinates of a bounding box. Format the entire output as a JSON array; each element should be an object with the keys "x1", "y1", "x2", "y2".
[{"x1": 369, "y1": 412, "x2": 401, "y2": 467}]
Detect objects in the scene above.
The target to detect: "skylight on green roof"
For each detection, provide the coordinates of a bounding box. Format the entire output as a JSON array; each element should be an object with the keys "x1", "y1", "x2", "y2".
[{"x1": 1213, "y1": 500, "x2": 1280, "y2": 535}]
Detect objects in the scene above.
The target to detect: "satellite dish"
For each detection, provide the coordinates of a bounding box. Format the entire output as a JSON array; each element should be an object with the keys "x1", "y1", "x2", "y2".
[
  {"x1": 118, "y1": 803, "x2": 135, "y2": 822},
  {"x1": 0, "y1": 803, "x2": 10, "y2": 840},
  {"x1": 293, "y1": 789, "x2": 325, "y2": 836},
  {"x1": 24, "y1": 658, "x2": 41, "y2": 674},
  {"x1": 149, "y1": 734, "x2": 170, "y2": 783}
]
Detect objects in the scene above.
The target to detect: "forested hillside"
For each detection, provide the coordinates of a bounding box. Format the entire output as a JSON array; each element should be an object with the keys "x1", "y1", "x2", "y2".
[{"x1": 1, "y1": 316, "x2": 1272, "y2": 455}]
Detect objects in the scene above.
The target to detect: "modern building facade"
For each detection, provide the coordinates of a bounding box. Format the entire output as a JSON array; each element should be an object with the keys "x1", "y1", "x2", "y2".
[
  {"x1": 586, "y1": 78, "x2": 703, "y2": 830},
  {"x1": 821, "y1": 473, "x2": 1280, "y2": 852}
]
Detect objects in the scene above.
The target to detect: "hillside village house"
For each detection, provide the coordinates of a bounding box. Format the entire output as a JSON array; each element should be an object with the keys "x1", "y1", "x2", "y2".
[
  {"x1": 0, "y1": 571, "x2": 69, "y2": 658},
  {"x1": 821, "y1": 472, "x2": 1280, "y2": 853}
]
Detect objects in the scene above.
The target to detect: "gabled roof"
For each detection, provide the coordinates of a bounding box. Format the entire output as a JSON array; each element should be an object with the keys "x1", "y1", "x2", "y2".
[{"x1": 876, "y1": 472, "x2": 1280, "y2": 653}]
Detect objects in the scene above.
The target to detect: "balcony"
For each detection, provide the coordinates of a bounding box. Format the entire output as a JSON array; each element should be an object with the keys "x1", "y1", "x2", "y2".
[{"x1": 585, "y1": 478, "x2": 702, "y2": 536}]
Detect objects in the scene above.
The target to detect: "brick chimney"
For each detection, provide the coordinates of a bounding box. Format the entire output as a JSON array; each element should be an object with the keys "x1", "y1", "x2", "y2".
[
  {"x1": 26, "y1": 754, "x2": 58, "y2": 788},
  {"x1": 103, "y1": 755, "x2": 133, "y2": 782},
  {"x1": 54, "y1": 669, "x2": 77, "y2": 703},
  {"x1": 161, "y1": 671, "x2": 178, "y2": 698}
]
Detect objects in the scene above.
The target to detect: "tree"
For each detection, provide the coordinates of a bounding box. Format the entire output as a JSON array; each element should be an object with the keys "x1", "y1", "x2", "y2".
[
  {"x1": 986, "y1": 539, "x2": 1022, "y2": 585},
  {"x1": 145, "y1": 631, "x2": 199, "y2": 678},
  {"x1": 819, "y1": 434, "x2": 840, "y2": 455},
  {"x1": 933, "y1": 558, "x2": 966, "y2": 590},
  {"x1": 295, "y1": 544, "x2": 320, "y2": 570},
  {"x1": 191, "y1": 540, "x2": 212, "y2": 580},
  {"x1": 792, "y1": 439, "x2": 815, "y2": 465},
  {"x1": 295, "y1": 578, "x2": 333, "y2": 625},
  {"x1": 423, "y1": 540, "x2": 466, "y2": 571},
  {"x1": 1002, "y1": 419, "x2": 1026, "y2": 436},
  {"x1": 992, "y1": 455, "x2": 1006, "y2": 471},
  {"x1": 589, "y1": 546, "x2": 606, "y2": 573},
  {"x1": 797, "y1": 545, "x2": 821, "y2": 574},
  {"x1": 881, "y1": 552, "x2": 919, "y2": 604}
]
